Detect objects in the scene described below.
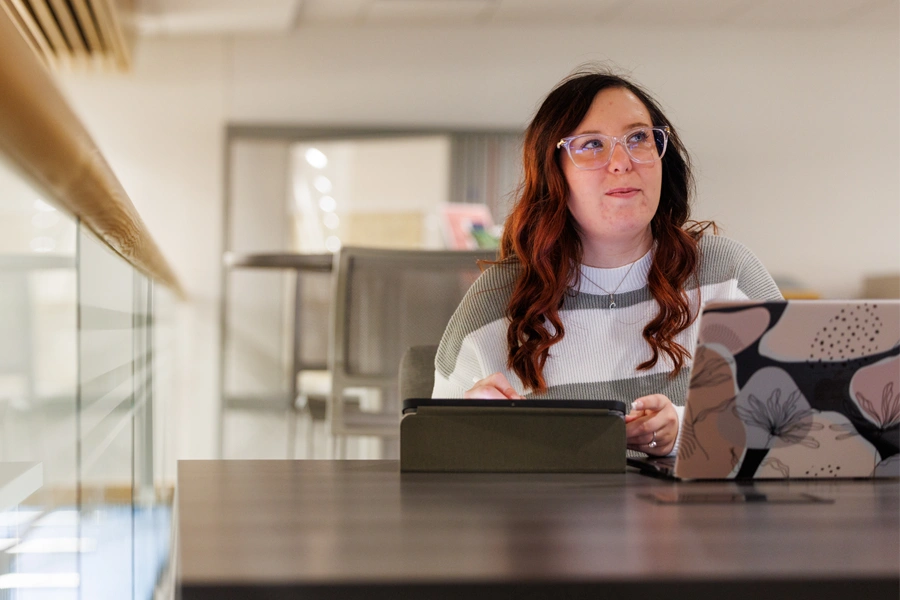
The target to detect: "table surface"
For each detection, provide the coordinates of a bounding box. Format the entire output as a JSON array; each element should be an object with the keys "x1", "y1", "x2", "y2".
[{"x1": 177, "y1": 460, "x2": 899, "y2": 599}]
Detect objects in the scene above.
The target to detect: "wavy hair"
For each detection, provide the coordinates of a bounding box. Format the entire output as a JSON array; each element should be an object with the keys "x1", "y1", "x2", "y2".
[{"x1": 500, "y1": 68, "x2": 713, "y2": 393}]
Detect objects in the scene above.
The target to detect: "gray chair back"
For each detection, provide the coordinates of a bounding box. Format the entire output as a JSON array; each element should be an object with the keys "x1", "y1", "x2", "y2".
[
  {"x1": 329, "y1": 247, "x2": 495, "y2": 437},
  {"x1": 399, "y1": 344, "x2": 439, "y2": 402}
]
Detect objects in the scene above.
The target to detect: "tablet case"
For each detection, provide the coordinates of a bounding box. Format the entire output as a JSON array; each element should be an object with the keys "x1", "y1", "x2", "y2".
[{"x1": 400, "y1": 402, "x2": 625, "y2": 473}]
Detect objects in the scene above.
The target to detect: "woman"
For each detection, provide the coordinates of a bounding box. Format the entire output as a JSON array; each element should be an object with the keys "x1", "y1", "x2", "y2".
[{"x1": 432, "y1": 69, "x2": 782, "y2": 456}]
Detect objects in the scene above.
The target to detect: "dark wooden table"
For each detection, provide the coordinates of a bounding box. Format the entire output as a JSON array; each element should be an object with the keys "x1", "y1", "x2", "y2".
[{"x1": 177, "y1": 460, "x2": 899, "y2": 599}]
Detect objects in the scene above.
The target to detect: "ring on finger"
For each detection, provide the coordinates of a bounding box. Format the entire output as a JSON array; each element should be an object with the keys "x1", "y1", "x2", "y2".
[{"x1": 647, "y1": 430, "x2": 658, "y2": 449}]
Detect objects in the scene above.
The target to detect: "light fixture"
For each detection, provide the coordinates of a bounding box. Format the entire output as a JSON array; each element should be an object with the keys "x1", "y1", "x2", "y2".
[
  {"x1": 304, "y1": 147, "x2": 328, "y2": 169},
  {"x1": 325, "y1": 236, "x2": 342, "y2": 253},
  {"x1": 318, "y1": 196, "x2": 337, "y2": 212},
  {"x1": 323, "y1": 213, "x2": 340, "y2": 229},
  {"x1": 313, "y1": 175, "x2": 332, "y2": 194}
]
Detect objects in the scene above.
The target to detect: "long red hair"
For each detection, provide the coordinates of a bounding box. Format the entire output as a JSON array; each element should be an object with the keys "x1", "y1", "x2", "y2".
[{"x1": 499, "y1": 69, "x2": 713, "y2": 393}]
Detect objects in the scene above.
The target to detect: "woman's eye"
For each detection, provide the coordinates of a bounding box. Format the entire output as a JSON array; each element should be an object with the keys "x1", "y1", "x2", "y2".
[
  {"x1": 627, "y1": 130, "x2": 650, "y2": 144},
  {"x1": 577, "y1": 137, "x2": 605, "y2": 151}
]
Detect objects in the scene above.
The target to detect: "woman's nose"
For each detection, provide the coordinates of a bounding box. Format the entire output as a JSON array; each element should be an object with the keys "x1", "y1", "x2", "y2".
[{"x1": 607, "y1": 141, "x2": 633, "y2": 172}]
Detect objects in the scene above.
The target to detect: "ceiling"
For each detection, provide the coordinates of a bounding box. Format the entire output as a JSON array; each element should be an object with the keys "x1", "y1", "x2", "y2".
[{"x1": 133, "y1": 0, "x2": 899, "y2": 36}]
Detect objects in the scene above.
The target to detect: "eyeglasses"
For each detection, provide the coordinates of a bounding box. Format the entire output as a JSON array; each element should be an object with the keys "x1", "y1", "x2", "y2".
[{"x1": 556, "y1": 126, "x2": 670, "y2": 170}]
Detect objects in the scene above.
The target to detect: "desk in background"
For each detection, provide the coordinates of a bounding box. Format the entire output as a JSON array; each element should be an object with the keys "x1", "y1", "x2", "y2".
[{"x1": 177, "y1": 460, "x2": 899, "y2": 600}]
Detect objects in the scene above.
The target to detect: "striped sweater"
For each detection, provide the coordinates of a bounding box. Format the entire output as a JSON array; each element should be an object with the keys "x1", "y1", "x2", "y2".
[{"x1": 432, "y1": 235, "x2": 783, "y2": 412}]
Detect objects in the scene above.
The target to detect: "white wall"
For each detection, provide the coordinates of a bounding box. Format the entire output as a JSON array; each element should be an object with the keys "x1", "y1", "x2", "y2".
[
  {"x1": 229, "y1": 24, "x2": 899, "y2": 296},
  {"x1": 57, "y1": 38, "x2": 227, "y2": 466},
  {"x1": 54, "y1": 20, "x2": 899, "y2": 464}
]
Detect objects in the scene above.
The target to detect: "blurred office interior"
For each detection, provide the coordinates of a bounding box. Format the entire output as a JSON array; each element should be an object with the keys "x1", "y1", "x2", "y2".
[{"x1": 0, "y1": 0, "x2": 897, "y2": 598}]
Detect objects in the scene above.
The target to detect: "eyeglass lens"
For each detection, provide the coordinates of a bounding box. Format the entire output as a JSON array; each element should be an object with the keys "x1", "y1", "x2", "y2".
[{"x1": 567, "y1": 128, "x2": 667, "y2": 169}]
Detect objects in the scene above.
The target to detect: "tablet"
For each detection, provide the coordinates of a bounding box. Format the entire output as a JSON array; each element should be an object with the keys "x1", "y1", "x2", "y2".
[{"x1": 402, "y1": 398, "x2": 626, "y2": 416}]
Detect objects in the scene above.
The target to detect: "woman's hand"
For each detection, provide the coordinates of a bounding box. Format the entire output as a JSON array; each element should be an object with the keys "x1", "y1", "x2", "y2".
[
  {"x1": 464, "y1": 372, "x2": 523, "y2": 400},
  {"x1": 625, "y1": 394, "x2": 678, "y2": 456}
]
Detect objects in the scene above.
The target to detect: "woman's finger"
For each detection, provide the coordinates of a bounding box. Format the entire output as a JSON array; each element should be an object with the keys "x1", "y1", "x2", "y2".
[
  {"x1": 463, "y1": 385, "x2": 509, "y2": 399},
  {"x1": 627, "y1": 412, "x2": 671, "y2": 439},
  {"x1": 464, "y1": 372, "x2": 522, "y2": 399},
  {"x1": 631, "y1": 393, "x2": 669, "y2": 413},
  {"x1": 627, "y1": 431, "x2": 656, "y2": 446},
  {"x1": 626, "y1": 395, "x2": 678, "y2": 455}
]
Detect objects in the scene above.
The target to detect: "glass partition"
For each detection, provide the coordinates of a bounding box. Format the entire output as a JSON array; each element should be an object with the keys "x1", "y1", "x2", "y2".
[
  {"x1": 0, "y1": 156, "x2": 79, "y2": 598},
  {"x1": 0, "y1": 156, "x2": 174, "y2": 597},
  {"x1": 78, "y1": 226, "x2": 136, "y2": 600}
]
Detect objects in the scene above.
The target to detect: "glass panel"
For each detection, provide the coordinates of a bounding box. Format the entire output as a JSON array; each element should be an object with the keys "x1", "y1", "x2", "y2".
[
  {"x1": 289, "y1": 136, "x2": 450, "y2": 252},
  {"x1": 0, "y1": 127, "x2": 173, "y2": 600},
  {"x1": 0, "y1": 157, "x2": 78, "y2": 598},
  {"x1": 143, "y1": 284, "x2": 175, "y2": 598},
  {"x1": 78, "y1": 225, "x2": 134, "y2": 600},
  {"x1": 133, "y1": 272, "x2": 161, "y2": 600},
  {"x1": 152, "y1": 285, "x2": 176, "y2": 490}
]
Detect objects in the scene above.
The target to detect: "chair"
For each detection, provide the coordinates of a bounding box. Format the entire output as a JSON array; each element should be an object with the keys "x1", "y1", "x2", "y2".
[
  {"x1": 327, "y1": 247, "x2": 495, "y2": 447},
  {"x1": 399, "y1": 345, "x2": 439, "y2": 402}
]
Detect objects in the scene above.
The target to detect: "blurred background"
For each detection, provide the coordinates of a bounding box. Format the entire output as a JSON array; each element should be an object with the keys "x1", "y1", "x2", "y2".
[
  {"x1": 55, "y1": 0, "x2": 900, "y2": 463},
  {"x1": 0, "y1": 0, "x2": 897, "y2": 597}
]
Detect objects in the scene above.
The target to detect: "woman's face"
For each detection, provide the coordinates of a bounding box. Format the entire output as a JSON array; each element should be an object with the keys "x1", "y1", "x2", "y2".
[{"x1": 562, "y1": 87, "x2": 662, "y2": 251}]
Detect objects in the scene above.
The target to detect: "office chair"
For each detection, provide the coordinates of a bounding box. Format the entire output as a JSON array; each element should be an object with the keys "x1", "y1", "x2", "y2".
[
  {"x1": 326, "y1": 246, "x2": 495, "y2": 453},
  {"x1": 398, "y1": 344, "x2": 439, "y2": 403}
]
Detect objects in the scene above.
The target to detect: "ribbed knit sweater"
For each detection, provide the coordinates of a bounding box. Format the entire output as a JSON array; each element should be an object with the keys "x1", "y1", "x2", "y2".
[{"x1": 432, "y1": 235, "x2": 783, "y2": 422}]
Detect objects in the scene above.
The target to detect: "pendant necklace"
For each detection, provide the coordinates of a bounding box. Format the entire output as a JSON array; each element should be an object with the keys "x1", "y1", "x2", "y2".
[{"x1": 579, "y1": 259, "x2": 638, "y2": 309}]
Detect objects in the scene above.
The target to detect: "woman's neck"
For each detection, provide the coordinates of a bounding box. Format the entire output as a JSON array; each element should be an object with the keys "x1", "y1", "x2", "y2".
[{"x1": 580, "y1": 229, "x2": 654, "y2": 268}]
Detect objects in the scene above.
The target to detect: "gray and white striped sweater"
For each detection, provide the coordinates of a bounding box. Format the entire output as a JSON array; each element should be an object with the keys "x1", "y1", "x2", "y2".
[{"x1": 432, "y1": 235, "x2": 783, "y2": 413}]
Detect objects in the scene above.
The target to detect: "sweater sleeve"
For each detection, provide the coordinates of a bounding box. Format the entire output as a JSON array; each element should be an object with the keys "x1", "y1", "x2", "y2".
[
  {"x1": 734, "y1": 244, "x2": 784, "y2": 301},
  {"x1": 431, "y1": 338, "x2": 484, "y2": 398},
  {"x1": 431, "y1": 263, "x2": 517, "y2": 398},
  {"x1": 698, "y1": 235, "x2": 784, "y2": 301},
  {"x1": 670, "y1": 404, "x2": 685, "y2": 457}
]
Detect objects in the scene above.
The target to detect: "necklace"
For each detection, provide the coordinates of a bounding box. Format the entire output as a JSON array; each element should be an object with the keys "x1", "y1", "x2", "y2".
[{"x1": 579, "y1": 259, "x2": 638, "y2": 308}]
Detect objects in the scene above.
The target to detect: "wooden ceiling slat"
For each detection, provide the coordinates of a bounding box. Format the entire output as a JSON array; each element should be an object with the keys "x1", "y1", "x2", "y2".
[
  {"x1": 48, "y1": 0, "x2": 87, "y2": 56},
  {"x1": 69, "y1": 0, "x2": 103, "y2": 53},
  {"x1": 4, "y1": 0, "x2": 131, "y2": 69},
  {"x1": 24, "y1": 0, "x2": 68, "y2": 56},
  {"x1": 90, "y1": 0, "x2": 129, "y2": 69}
]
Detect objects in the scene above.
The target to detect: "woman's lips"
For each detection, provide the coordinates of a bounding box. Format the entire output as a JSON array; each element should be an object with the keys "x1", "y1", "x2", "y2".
[{"x1": 606, "y1": 187, "x2": 640, "y2": 198}]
